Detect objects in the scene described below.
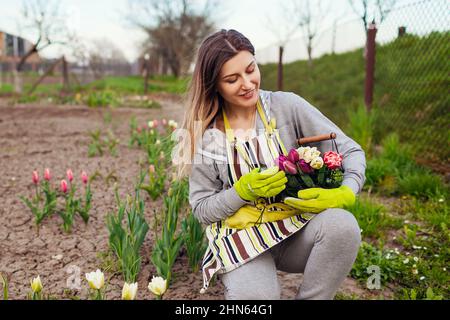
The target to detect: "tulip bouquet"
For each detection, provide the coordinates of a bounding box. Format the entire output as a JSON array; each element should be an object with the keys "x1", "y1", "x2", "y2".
[{"x1": 275, "y1": 146, "x2": 344, "y2": 200}]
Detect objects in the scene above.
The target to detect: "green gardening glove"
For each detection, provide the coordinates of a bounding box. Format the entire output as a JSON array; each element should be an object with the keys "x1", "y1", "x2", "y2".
[
  {"x1": 283, "y1": 185, "x2": 356, "y2": 213},
  {"x1": 234, "y1": 167, "x2": 288, "y2": 201}
]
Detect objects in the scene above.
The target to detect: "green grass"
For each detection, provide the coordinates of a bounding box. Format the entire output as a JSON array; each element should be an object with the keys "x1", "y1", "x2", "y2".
[
  {"x1": 259, "y1": 31, "x2": 449, "y2": 165},
  {"x1": 349, "y1": 195, "x2": 401, "y2": 238},
  {"x1": 84, "y1": 75, "x2": 189, "y2": 95}
]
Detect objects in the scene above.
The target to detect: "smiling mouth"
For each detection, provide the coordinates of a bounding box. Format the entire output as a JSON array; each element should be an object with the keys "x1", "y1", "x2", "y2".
[{"x1": 240, "y1": 89, "x2": 255, "y2": 97}]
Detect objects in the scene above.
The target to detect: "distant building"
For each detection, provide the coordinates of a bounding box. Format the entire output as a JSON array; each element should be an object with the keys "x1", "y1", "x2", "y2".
[{"x1": 0, "y1": 30, "x2": 41, "y2": 71}]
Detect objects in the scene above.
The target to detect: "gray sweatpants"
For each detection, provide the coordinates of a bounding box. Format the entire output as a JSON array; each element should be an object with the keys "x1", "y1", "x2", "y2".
[{"x1": 220, "y1": 208, "x2": 361, "y2": 300}]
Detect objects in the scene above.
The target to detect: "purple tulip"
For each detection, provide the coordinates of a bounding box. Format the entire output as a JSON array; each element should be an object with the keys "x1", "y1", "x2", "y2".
[
  {"x1": 298, "y1": 159, "x2": 314, "y2": 174},
  {"x1": 287, "y1": 149, "x2": 300, "y2": 164},
  {"x1": 283, "y1": 160, "x2": 298, "y2": 175},
  {"x1": 275, "y1": 155, "x2": 288, "y2": 171}
]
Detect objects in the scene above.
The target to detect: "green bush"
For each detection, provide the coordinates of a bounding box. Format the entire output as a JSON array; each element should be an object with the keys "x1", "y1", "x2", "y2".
[{"x1": 85, "y1": 90, "x2": 120, "y2": 108}]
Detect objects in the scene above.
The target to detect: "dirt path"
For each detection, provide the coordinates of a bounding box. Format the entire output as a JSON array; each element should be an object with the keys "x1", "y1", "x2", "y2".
[{"x1": 0, "y1": 97, "x2": 379, "y2": 300}]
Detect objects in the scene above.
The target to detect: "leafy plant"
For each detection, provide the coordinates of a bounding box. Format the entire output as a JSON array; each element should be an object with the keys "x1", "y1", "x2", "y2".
[
  {"x1": 181, "y1": 211, "x2": 207, "y2": 273},
  {"x1": 0, "y1": 273, "x2": 8, "y2": 300},
  {"x1": 20, "y1": 174, "x2": 57, "y2": 227},
  {"x1": 139, "y1": 165, "x2": 166, "y2": 200},
  {"x1": 106, "y1": 182, "x2": 149, "y2": 283},
  {"x1": 151, "y1": 183, "x2": 186, "y2": 285}
]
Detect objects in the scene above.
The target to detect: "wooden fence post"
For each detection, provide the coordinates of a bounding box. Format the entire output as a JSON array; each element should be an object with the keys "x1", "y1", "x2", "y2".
[
  {"x1": 365, "y1": 23, "x2": 377, "y2": 112},
  {"x1": 277, "y1": 46, "x2": 284, "y2": 91},
  {"x1": 62, "y1": 55, "x2": 70, "y2": 94}
]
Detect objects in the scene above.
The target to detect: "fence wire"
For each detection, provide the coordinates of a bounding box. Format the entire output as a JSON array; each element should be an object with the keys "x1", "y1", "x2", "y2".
[{"x1": 256, "y1": 0, "x2": 449, "y2": 171}]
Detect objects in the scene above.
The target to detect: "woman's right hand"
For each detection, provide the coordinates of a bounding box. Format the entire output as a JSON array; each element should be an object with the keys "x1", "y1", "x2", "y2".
[{"x1": 234, "y1": 166, "x2": 287, "y2": 201}]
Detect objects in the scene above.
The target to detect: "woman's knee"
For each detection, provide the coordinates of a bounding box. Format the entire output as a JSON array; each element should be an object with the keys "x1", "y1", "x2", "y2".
[
  {"x1": 224, "y1": 283, "x2": 281, "y2": 300},
  {"x1": 319, "y1": 208, "x2": 361, "y2": 245},
  {"x1": 221, "y1": 253, "x2": 281, "y2": 300}
]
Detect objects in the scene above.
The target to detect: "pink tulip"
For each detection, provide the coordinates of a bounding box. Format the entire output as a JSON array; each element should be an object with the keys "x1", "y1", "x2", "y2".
[
  {"x1": 66, "y1": 169, "x2": 74, "y2": 182},
  {"x1": 60, "y1": 180, "x2": 68, "y2": 193},
  {"x1": 44, "y1": 168, "x2": 51, "y2": 181},
  {"x1": 287, "y1": 149, "x2": 300, "y2": 164},
  {"x1": 149, "y1": 165, "x2": 155, "y2": 174},
  {"x1": 323, "y1": 151, "x2": 343, "y2": 169},
  {"x1": 283, "y1": 160, "x2": 298, "y2": 175},
  {"x1": 298, "y1": 159, "x2": 314, "y2": 174},
  {"x1": 153, "y1": 119, "x2": 159, "y2": 127},
  {"x1": 275, "y1": 155, "x2": 288, "y2": 171},
  {"x1": 32, "y1": 171, "x2": 39, "y2": 185},
  {"x1": 81, "y1": 171, "x2": 88, "y2": 185},
  {"x1": 162, "y1": 119, "x2": 167, "y2": 126}
]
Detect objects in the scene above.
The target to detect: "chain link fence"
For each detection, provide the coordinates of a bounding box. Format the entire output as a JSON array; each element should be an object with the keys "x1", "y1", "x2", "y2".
[
  {"x1": 256, "y1": 0, "x2": 449, "y2": 172},
  {"x1": 373, "y1": 0, "x2": 448, "y2": 170}
]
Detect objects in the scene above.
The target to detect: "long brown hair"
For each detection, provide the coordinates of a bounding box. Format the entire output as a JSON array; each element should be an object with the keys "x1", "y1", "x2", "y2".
[{"x1": 174, "y1": 29, "x2": 255, "y2": 179}]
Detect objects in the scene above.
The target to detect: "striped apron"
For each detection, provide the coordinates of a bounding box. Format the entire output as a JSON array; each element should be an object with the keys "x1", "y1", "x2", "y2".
[{"x1": 199, "y1": 94, "x2": 316, "y2": 293}]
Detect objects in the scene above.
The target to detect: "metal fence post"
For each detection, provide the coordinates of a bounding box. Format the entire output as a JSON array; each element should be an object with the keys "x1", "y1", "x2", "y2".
[{"x1": 365, "y1": 23, "x2": 377, "y2": 112}]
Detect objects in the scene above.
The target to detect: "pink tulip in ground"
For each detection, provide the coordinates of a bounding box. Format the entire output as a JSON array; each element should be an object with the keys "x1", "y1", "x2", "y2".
[
  {"x1": 81, "y1": 171, "x2": 89, "y2": 185},
  {"x1": 66, "y1": 169, "x2": 74, "y2": 182},
  {"x1": 60, "y1": 180, "x2": 68, "y2": 193},
  {"x1": 153, "y1": 119, "x2": 159, "y2": 127},
  {"x1": 149, "y1": 165, "x2": 155, "y2": 174},
  {"x1": 32, "y1": 171, "x2": 39, "y2": 185},
  {"x1": 162, "y1": 119, "x2": 167, "y2": 126},
  {"x1": 44, "y1": 168, "x2": 51, "y2": 181}
]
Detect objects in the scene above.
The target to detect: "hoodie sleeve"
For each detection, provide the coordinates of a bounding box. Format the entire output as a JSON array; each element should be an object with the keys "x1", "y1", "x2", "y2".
[
  {"x1": 188, "y1": 129, "x2": 251, "y2": 225},
  {"x1": 278, "y1": 92, "x2": 367, "y2": 195}
]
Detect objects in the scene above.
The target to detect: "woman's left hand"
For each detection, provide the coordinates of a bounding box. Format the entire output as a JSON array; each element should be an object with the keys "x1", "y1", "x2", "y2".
[{"x1": 283, "y1": 185, "x2": 356, "y2": 213}]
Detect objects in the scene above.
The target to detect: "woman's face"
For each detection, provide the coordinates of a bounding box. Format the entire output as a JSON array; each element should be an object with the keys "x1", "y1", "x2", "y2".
[{"x1": 216, "y1": 50, "x2": 261, "y2": 109}]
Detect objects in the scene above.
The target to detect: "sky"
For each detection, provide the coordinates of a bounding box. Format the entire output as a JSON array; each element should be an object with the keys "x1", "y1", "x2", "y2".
[{"x1": 0, "y1": 0, "x2": 446, "y2": 63}]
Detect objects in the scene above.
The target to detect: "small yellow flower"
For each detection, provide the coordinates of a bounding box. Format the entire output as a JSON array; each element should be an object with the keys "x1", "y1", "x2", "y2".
[
  {"x1": 30, "y1": 275, "x2": 43, "y2": 293},
  {"x1": 85, "y1": 269, "x2": 104, "y2": 290},
  {"x1": 148, "y1": 276, "x2": 167, "y2": 297},
  {"x1": 122, "y1": 282, "x2": 138, "y2": 300}
]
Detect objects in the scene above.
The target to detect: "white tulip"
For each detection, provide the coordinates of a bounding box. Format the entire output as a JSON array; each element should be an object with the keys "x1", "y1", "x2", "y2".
[
  {"x1": 310, "y1": 157, "x2": 324, "y2": 169},
  {"x1": 85, "y1": 269, "x2": 105, "y2": 290},
  {"x1": 122, "y1": 282, "x2": 138, "y2": 300},
  {"x1": 148, "y1": 276, "x2": 167, "y2": 297},
  {"x1": 30, "y1": 275, "x2": 43, "y2": 293}
]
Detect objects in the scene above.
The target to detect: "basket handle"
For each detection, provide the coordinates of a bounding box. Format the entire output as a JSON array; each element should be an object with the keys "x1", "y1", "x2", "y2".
[{"x1": 297, "y1": 132, "x2": 336, "y2": 145}]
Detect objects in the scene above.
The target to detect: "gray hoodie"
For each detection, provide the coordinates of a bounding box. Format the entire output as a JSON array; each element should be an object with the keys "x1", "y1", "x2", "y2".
[{"x1": 188, "y1": 90, "x2": 366, "y2": 225}]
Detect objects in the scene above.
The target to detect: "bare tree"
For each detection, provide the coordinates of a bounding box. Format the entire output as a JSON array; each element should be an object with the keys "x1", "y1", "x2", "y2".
[
  {"x1": 348, "y1": 0, "x2": 397, "y2": 35},
  {"x1": 17, "y1": 0, "x2": 70, "y2": 72},
  {"x1": 87, "y1": 39, "x2": 129, "y2": 79},
  {"x1": 292, "y1": 0, "x2": 329, "y2": 67},
  {"x1": 127, "y1": 0, "x2": 217, "y2": 77},
  {"x1": 265, "y1": 2, "x2": 301, "y2": 90}
]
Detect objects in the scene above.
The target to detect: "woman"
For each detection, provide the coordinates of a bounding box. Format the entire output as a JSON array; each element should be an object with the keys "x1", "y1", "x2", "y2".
[{"x1": 175, "y1": 29, "x2": 366, "y2": 300}]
